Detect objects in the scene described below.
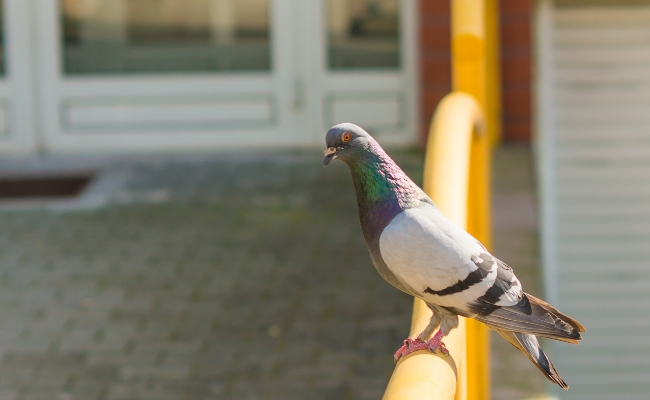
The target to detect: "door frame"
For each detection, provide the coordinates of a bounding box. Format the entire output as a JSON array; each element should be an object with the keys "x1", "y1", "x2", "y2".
[
  {"x1": 0, "y1": 0, "x2": 37, "y2": 154},
  {"x1": 535, "y1": 0, "x2": 560, "y2": 306},
  {"x1": 32, "y1": 0, "x2": 305, "y2": 154},
  {"x1": 14, "y1": 0, "x2": 419, "y2": 155},
  {"x1": 304, "y1": 0, "x2": 420, "y2": 146}
]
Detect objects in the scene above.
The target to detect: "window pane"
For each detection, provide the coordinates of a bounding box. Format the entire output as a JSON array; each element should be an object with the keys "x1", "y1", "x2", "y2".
[
  {"x1": 62, "y1": 0, "x2": 271, "y2": 75},
  {"x1": 327, "y1": 0, "x2": 399, "y2": 70}
]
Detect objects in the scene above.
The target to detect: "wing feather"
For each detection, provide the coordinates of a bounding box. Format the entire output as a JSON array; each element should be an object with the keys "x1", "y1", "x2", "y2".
[
  {"x1": 494, "y1": 328, "x2": 569, "y2": 389},
  {"x1": 379, "y1": 204, "x2": 496, "y2": 307},
  {"x1": 474, "y1": 293, "x2": 583, "y2": 343}
]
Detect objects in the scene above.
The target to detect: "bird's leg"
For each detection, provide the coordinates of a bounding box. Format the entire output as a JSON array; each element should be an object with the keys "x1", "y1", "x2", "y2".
[
  {"x1": 425, "y1": 329, "x2": 449, "y2": 356},
  {"x1": 393, "y1": 329, "x2": 449, "y2": 363}
]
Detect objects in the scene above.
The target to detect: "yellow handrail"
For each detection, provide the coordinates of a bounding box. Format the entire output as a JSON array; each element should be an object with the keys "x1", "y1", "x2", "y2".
[
  {"x1": 452, "y1": 2, "x2": 495, "y2": 399},
  {"x1": 382, "y1": 0, "x2": 498, "y2": 399},
  {"x1": 382, "y1": 92, "x2": 485, "y2": 400}
]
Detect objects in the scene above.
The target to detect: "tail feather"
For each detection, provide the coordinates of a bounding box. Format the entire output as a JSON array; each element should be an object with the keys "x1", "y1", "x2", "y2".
[
  {"x1": 526, "y1": 294, "x2": 586, "y2": 333},
  {"x1": 495, "y1": 328, "x2": 569, "y2": 390},
  {"x1": 475, "y1": 293, "x2": 584, "y2": 343}
]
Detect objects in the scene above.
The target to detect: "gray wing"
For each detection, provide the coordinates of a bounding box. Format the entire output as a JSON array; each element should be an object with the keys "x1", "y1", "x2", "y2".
[
  {"x1": 474, "y1": 293, "x2": 585, "y2": 343},
  {"x1": 379, "y1": 203, "x2": 523, "y2": 311},
  {"x1": 494, "y1": 328, "x2": 569, "y2": 389}
]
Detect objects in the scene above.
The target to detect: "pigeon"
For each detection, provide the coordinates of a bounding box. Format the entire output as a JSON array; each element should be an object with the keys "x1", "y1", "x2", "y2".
[{"x1": 323, "y1": 123, "x2": 585, "y2": 389}]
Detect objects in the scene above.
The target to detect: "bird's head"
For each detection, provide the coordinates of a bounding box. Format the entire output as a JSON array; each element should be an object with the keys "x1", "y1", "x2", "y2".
[{"x1": 323, "y1": 123, "x2": 373, "y2": 167}]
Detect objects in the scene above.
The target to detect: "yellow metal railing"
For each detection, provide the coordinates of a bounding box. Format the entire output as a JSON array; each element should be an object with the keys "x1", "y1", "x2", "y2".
[{"x1": 382, "y1": 1, "x2": 499, "y2": 399}]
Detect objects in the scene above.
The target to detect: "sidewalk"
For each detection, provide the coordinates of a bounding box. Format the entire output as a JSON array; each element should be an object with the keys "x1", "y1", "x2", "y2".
[
  {"x1": 0, "y1": 147, "x2": 544, "y2": 400},
  {"x1": 491, "y1": 145, "x2": 547, "y2": 399}
]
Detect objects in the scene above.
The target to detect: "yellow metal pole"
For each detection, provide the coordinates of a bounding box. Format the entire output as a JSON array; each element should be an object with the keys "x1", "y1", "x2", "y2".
[
  {"x1": 382, "y1": 300, "x2": 463, "y2": 400},
  {"x1": 452, "y1": 0, "x2": 485, "y2": 101},
  {"x1": 485, "y1": 0, "x2": 502, "y2": 146},
  {"x1": 382, "y1": 0, "x2": 498, "y2": 398},
  {"x1": 383, "y1": 93, "x2": 483, "y2": 400},
  {"x1": 451, "y1": 1, "x2": 493, "y2": 400}
]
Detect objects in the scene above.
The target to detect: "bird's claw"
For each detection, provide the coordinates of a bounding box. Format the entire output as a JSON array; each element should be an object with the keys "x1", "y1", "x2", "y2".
[
  {"x1": 393, "y1": 336, "x2": 449, "y2": 363},
  {"x1": 394, "y1": 338, "x2": 423, "y2": 363},
  {"x1": 438, "y1": 341, "x2": 450, "y2": 356}
]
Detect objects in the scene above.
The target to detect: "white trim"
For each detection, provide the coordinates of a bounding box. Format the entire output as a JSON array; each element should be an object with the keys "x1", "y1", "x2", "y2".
[
  {"x1": 11, "y1": 0, "x2": 419, "y2": 154},
  {"x1": 405, "y1": 0, "x2": 420, "y2": 145},
  {"x1": 306, "y1": 0, "x2": 418, "y2": 146},
  {"x1": 535, "y1": 6, "x2": 564, "y2": 397},
  {"x1": 0, "y1": 0, "x2": 38, "y2": 154},
  {"x1": 535, "y1": 0, "x2": 560, "y2": 307}
]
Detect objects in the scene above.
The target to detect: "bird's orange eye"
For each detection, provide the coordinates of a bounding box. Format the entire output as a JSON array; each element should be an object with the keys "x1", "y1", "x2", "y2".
[{"x1": 342, "y1": 133, "x2": 351, "y2": 142}]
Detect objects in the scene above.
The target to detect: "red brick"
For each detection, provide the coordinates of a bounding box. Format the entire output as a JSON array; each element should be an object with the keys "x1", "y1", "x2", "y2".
[
  {"x1": 421, "y1": 90, "x2": 450, "y2": 117},
  {"x1": 502, "y1": 57, "x2": 531, "y2": 83},
  {"x1": 420, "y1": 0, "x2": 450, "y2": 16},
  {"x1": 421, "y1": 25, "x2": 451, "y2": 50},
  {"x1": 419, "y1": 89, "x2": 450, "y2": 146},
  {"x1": 503, "y1": 90, "x2": 531, "y2": 117},
  {"x1": 503, "y1": 121, "x2": 532, "y2": 142},
  {"x1": 501, "y1": 22, "x2": 531, "y2": 48},
  {"x1": 419, "y1": 1, "x2": 451, "y2": 144},
  {"x1": 420, "y1": 49, "x2": 451, "y2": 60},
  {"x1": 500, "y1": 0, "x2": 534, "y2": 15},
  {"x1": 500, "y1": 0, "x2": 533, "y2": 143},
  {"x1": 421, "y1": 59, "x2": 451, "y2": 85},
  {"x1": 417, "y1": 0, "x2": 534, "y2": 143}
]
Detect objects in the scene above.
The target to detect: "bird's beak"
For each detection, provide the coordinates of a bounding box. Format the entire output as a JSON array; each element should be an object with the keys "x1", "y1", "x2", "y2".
[{"x1": 323, "y1": 147, "x2": 338, "y2": 167}]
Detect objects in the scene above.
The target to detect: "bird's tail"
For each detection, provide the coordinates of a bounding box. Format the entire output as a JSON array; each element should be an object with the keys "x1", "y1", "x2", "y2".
[
  {"x1": 494, "y1": 328, "x2": 569, "y2": 390},
  {"x1": 527, "y1": 293, "x2": 586, "y2": 337},
  {"x1": 475, "y1": 293, "x2": 585, "y2": 344}
]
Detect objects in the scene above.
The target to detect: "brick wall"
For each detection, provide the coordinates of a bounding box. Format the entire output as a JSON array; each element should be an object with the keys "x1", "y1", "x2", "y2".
[
  {"x1": 418, "y1": 0, "x2": 533, "y2": 143},
  {"x1": 418, "y1": 1, "x2": 452, "y2": 145},
  {"x1": 500, "y1": 0, "x2": 533, "y2": 142}
]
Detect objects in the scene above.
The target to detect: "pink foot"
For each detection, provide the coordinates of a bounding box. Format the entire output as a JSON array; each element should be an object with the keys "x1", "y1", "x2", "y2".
[
  {"x1": 393, "y1": 330, "x2": 449, "y2": 363},
  {"x1": 438, "y1": 342, "x2": 449, "y2": 356}
]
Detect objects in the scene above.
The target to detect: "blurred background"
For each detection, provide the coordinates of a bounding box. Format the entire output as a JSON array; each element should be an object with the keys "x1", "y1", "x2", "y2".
[{"x1": 0, "y1": 0, "x2": 644, "y2": 399}]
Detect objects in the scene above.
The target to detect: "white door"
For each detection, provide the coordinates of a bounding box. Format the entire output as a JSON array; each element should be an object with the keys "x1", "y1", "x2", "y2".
[
  {"x1": 18, "y1": 0, "x2": 416, "y2": 154},
  {"x1": 35, "y1": 0, "x2": 304, "y2": 153},
  {"x1": 0, "y1": 1, "x2": 37, "y2": 154},
  {"x1": 304, "y1": 0, "x2": 418, "y2": 146}
]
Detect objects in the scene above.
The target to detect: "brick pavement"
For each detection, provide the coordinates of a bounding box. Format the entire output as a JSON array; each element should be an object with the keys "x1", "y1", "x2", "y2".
[
  {"x1": 0, "y1": 151, "x2": 421, "y2": 400},
  {"x1": 490, "y1": 146, "x2": 547, "y2": 400},
  {"x1": 0, "y1": 147, "x2": 545, "y2": 400}
]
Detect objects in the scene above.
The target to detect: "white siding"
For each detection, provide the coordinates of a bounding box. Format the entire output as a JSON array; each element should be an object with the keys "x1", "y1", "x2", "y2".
[{"x1": 544, "y1": 4, "x2": 650, "y2": 399}]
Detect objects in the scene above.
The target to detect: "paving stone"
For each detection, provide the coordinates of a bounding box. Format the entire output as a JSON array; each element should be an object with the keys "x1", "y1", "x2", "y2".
[
  {"x1": 491, "y1": 145, "x2": 548, "y2": 399},
  {"x1": 0, "y1": 147, "x2": 543, "y2": 399}
]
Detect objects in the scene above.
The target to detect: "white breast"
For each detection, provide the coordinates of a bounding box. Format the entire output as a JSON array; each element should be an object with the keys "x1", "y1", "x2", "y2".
[{"x1": 379, "y1": 204, "x2": 495, "y2": 307}]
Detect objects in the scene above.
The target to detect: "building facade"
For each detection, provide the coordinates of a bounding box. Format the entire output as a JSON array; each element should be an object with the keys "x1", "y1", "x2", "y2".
[
  {"x1": 4, "y1": 1, "x2": 650, "y2": 399},
  {"x1": 537, "y1": 0, "x2": 650, "y2": 398},
  {"x1": 0, "y1": 0, "x2": 420, "y2": 154}
]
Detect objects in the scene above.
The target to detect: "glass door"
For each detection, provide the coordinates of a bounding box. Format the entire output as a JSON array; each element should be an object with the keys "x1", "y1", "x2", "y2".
[
  {"x1": 61, "y1": 0, "x2": 272, "y2": 74},
  {"x1": 305, "y1": 0, "x2": 418, "y2": 144},
  {"x1": 34, "y1": 0, "x2": 303, "y2": 152},
  {"x1": 12, "y1": 0, "x2": 416, "y2": 154}
]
